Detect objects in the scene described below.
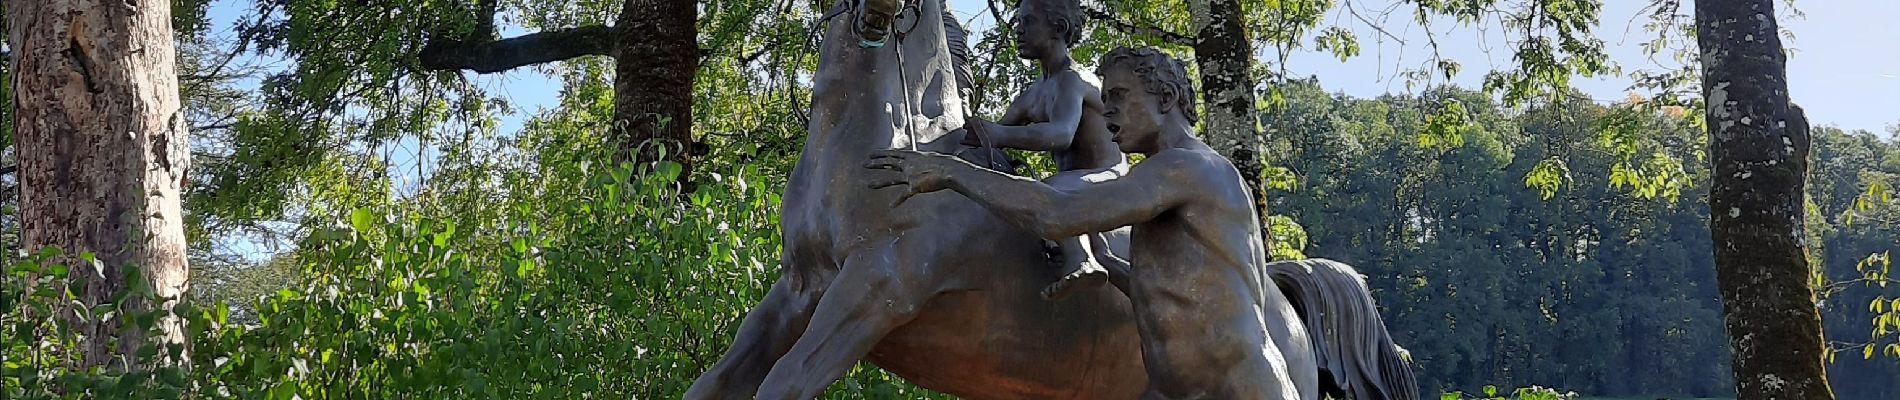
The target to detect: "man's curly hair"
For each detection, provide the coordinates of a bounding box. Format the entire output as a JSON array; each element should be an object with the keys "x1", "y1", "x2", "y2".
[
  {"x1": 1018, "y1": 0, "x2": 1085, "y2": 48},
  {"x1": 1096, "y1": 47, "x2": 1198, "y2": 123}
]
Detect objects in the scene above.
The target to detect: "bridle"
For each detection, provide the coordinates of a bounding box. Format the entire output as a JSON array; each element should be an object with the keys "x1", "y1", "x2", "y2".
[{"x1": 821, "y1": 0, "x2": 1010, "y2": 169}]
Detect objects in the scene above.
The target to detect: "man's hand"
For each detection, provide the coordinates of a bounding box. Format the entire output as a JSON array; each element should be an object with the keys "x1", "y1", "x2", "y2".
[
  {"x1": 960, "y1": 117, "x2": 997, "y2": 146},
  {"x1": 865, "y1": 149, "x2": 961, "y2": 206}
]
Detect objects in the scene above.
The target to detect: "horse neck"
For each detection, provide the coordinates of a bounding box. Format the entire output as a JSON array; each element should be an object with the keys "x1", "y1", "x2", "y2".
[{"x1": 807, "y1": 2, "x2": 967, "y2": 156}]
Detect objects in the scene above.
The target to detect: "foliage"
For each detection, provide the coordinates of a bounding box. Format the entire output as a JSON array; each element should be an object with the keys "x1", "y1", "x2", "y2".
[
  {"x1": 6, "y1": 152, "x2": 936, "y2": 398},
  {"x1": 1269, "y1": 80, "x2": 1735, "y2": 397},
  {"x1": 1439, "y1": 385, "x2": 1578, "y2": 400},
  {"x1": 1827, "y1": 150, "x2": 1900, "y2": 366},
  {"x1": 2, "y1": 248, "x2": 196, "y2": 400}
]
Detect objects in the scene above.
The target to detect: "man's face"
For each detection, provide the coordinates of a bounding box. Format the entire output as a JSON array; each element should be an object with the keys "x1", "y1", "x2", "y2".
[
  {"x1": 1100, "y1": 66, "x2": 1166, "y2": 154},
  {"x1": 1009, "y1": 8, "x2": 1063, "y2": 59}
]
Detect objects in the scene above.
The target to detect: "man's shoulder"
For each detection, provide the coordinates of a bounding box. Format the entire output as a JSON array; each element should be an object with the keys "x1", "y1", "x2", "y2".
[
  {"x1": 1136, "y1": 148, "x2": 1235, "y2": 181},
  {"x1": 1053, "y1": 68, "x2": 1104, "y2": 92}
]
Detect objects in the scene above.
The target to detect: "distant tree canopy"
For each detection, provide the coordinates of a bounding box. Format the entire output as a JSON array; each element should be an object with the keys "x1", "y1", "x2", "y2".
[{"x1": 1265, "y1": 80, "x2": 1896, "y2": 398}]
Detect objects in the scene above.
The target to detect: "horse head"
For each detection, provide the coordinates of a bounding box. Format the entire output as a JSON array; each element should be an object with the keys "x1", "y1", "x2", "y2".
[{"x1": 807, "y1": 0, "x2": 973, "y2": 154}]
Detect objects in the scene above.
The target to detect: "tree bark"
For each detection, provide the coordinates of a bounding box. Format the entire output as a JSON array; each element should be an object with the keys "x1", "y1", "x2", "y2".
[
  {"x1": 1697, "y1": 0, "x2": 1834, "y2": 398},
  {"x1": 8, "y1": 0, "x2": 191, "y2": 369},
  {"x1": 613, "y1": 0, "x2": 698, "y2": 182},
  {"x1": 1189, "y1": 0, "x2": 1273, "y2": 246}
]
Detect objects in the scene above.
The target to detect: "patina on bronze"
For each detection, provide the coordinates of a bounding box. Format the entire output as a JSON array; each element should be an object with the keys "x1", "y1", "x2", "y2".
[{"x1": 685, "y1": 0, "x2": 1416, "y2": 396}]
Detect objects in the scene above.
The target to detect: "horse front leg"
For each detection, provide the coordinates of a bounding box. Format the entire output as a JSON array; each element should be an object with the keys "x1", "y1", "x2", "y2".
[
  {"x1": 753, "y1": 240, "x2": 933, "y2": 400},
  {"x1": 686, "y1": 276, "x2": 818, "y2": 400}
]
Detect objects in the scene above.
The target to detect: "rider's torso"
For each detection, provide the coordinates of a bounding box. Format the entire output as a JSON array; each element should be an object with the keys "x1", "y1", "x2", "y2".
[{"x1": 1012, "y1": 70, "x2": 1125, "y2": 171}]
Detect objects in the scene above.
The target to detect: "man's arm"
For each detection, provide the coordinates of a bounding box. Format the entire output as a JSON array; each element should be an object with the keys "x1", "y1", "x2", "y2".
[
  {"x1": 967, "y1": 79, "x2": 1086, "y2": 151},
  {"x1": 866, "y1": 150, "x2": 1193, "y2": 239}
]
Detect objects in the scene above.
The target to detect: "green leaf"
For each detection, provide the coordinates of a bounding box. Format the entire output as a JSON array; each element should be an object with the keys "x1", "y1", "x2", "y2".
[
  {"x1": 273, "y1": 381, "x2": 297, "y2": 400},
  {"x1": 351, "y1": 208, "x2": 376, "y2": 233},
  {"x1": 658, "y1": 161, "x2": 684, "y2": 182},
  {"x1": 136, "y1": 344, "x2": 161, "y2": 360}
]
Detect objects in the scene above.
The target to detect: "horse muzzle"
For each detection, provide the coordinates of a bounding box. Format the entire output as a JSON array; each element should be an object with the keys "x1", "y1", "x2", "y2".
[{"x1": 855, "y1": 0, "x2": 902, "y2": 48}]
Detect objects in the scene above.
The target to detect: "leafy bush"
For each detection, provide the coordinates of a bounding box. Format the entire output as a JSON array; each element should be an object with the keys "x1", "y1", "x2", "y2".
[
  {"x1": 1439, "y1": 385, "x2": 1578, "y2": 400},
  {"x1": 6, "y1": 148, "x2": 940, "y2": 398}
]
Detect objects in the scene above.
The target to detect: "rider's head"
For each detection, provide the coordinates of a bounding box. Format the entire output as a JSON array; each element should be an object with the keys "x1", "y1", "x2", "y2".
[
  {"x1": 1012, "y1": 0, "x2": 1084, "y2": 58},
  {"x1": 1095, "y1": 47, "x2": 1196, "y2": 154}
]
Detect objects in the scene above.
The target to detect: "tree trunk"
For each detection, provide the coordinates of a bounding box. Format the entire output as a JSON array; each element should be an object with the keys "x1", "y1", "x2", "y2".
[
  {"x1": 1697, "y1": 0, "x2": 1833, "y2": 398},
  {"x1": 1189, "y1": 0, "x2": 1272, "y2": 245},
  {"x1": 8, "y1": 0, "x2": 191, "y2": 369},
  {"x1": 419, "y1": 0, "x2": 698, "y2": 186},
  {"x1": 614, "y1": 0, "x2": 699, "y2": 182}
]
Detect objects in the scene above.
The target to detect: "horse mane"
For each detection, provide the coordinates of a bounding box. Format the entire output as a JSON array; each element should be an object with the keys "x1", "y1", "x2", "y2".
[{"x1": 940, "y1": 0, "x2": 975, "y2": 97}]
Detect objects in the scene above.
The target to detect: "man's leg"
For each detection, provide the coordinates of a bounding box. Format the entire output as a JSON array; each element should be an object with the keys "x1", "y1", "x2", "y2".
[
  {"x1": 1038, "y1": 167, "x2": 1123, "y2": 300},
  {"x1": 1042, "y1": 234, "x2": 1108, "y2": 300}
]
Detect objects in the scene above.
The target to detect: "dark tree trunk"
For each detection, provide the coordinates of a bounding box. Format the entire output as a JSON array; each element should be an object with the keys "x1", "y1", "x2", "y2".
[
  {"x1": 1697, "y1": 0, "x2": 1833, "y2": 398},
  {"x1": 418, "y1": 0, "x2": 699, "y2": 185},
  {"x1": 8, "y1": 0, "x2": 191, "y2": 369},
  {"x1": 1190, "y1": 0, "x2": 1273, "y2": 246},
  {"x1": 613, "y1": 0, "x2": 699, "y2": 181}
]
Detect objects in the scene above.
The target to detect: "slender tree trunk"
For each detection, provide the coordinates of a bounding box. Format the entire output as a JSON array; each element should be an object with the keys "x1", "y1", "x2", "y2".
[
  {"x1": 1189, "y1": 0, "x2": 1272, "y2": 246},
  {"x1": 614, "y1": 0, "x2": 699, "y2": 181},
  {"x1": 8, "y1": 0, "x2": 191, "y2": 369},
  {"x1": 1697, "y1": 0, "x2": 1833, "y2": 398}
]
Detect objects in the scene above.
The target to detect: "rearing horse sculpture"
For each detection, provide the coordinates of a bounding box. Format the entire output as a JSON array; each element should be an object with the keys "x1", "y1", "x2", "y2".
[{"x1": 684, "y1": 0, "x2": 1417, "y2": 398}]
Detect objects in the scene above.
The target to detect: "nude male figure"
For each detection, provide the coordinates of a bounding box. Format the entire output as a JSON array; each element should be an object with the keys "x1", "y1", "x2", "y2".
[
  {"x1": 960, "y1": 0, "x2": 1127, "y2": 300},
  {"x1": 868, "y1": 48, "x2": 1317, "y2": 399}
]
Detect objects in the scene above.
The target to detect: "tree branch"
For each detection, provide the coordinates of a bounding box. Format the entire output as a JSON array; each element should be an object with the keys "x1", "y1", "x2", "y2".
[
  {"x1": 418, "y1": 25, "x2": 618, "y2": 74},
  {"x1": 1344, "y1": 0, "x2": 1405, "y2": 44},
  {"x1": 1082, "y1": 6, "x2": 1193, "y2": 47},
  {"x1": 0, "y1": 165, "x2": 14, "y2": 177}
]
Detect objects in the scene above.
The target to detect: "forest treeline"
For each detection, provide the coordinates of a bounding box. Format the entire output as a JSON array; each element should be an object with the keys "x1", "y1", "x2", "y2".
[{"x1": 1261, "y1": 81, "x2": 1898, "y2": 398}]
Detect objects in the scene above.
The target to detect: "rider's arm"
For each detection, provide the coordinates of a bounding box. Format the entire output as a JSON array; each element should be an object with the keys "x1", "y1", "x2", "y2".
[
  {"x1": 940, "y1": 151, "x2": 1193, "y2": 239},
  {"x1": 977, "y1": 80, "x2": 1085, "y2": 152}
]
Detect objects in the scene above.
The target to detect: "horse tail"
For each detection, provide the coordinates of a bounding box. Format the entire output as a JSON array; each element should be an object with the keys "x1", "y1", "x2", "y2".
[{"x1": 1266, "y1": 258, "x2": 1419, "y2": 400}]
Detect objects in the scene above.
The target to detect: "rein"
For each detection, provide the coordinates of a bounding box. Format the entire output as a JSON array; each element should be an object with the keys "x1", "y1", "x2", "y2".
[{"x1": 825, "y1": 0, "x2": 1010, "y2": 169}]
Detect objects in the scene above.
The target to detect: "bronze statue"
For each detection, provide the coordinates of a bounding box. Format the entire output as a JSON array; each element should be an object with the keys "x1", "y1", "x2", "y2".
[
  {"x1": 868, "y1": 47, "x2": 1322, "y2": 398},
  {"x1": 959, "y1": 0, "x2": 1128, "y2": 300},
  {"x1": 685, "y1": 0, "x2": 1416, "y2": 397}
]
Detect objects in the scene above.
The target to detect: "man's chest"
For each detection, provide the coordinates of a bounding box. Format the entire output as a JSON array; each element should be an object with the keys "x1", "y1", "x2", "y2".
[{"x1": 1006, "y1": 80, "x2": 1065, "y2": 121}]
